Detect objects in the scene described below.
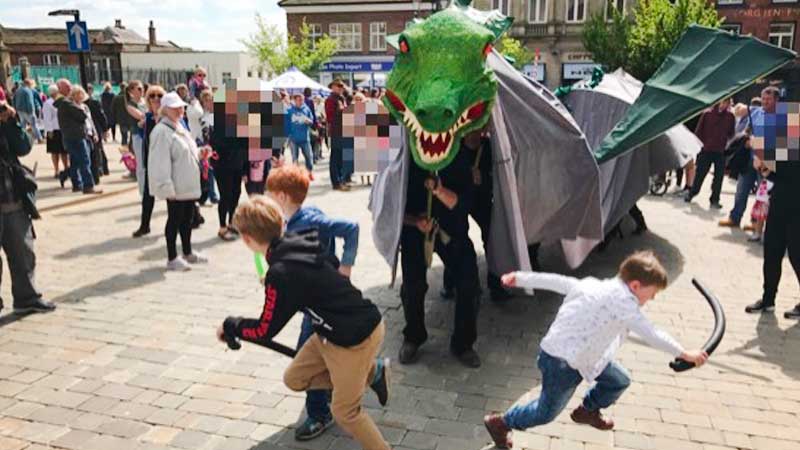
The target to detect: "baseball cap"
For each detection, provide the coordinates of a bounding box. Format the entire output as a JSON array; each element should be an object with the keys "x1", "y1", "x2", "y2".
[{"x1": 161, "y1": 91, "x2": 187, "y2": 109}]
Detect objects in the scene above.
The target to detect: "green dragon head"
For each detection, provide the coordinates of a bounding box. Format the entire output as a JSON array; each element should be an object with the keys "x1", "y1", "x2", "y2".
[{"x1": 383, "y1": 1, "x2": 512, "y2": 171}]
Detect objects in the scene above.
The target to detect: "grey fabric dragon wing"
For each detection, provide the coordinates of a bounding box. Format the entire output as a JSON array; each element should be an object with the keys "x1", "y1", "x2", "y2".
[{"x1": 487, "y1": 52, "x2": 602, "y2": 269}]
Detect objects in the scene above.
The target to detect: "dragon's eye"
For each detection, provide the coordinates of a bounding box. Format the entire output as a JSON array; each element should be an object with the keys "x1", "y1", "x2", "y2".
[
  {"x1": 483, "y1": 43, "x2": 493, "y2": 59},
  {"x1": 399, "y1": 36, "x2": 409, "y2": 54}
]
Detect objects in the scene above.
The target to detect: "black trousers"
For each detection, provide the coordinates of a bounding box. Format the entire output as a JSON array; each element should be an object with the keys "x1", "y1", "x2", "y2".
[
  {"x1": 400, "y1": 226, "x2": 480, "y2": 353},
  {"x1": 762, "y1": 200, "x2": 800, "y2": 305},
  {"x1": 329, "y1": 140, "x2": 343, "y2": 187},
  {"x1": 215, "y1": 169, "x2": 242, "y2": 228},
  {"x1": 442, "y1": 188, "x2": 503, "y2": 294},
  {"x1": 689, "y1": 151, "x2": 725, "y2": 204},
  {"x1": 165, "y1": 200, "x2": 194, "y2": 260},
  {"x1": 139, "y1": 175, "x2": 154, "y2": 232}
]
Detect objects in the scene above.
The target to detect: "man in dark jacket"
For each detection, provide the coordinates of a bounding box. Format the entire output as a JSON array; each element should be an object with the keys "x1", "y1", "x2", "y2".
[
  {"x1": 219, "y1": 196, "x2": 390, "y2": 450},
  {"x1": 685, "y1": 99, "x2": 735, "y2": 209},
  {"x1": 324, "y1": 79, "x2": 349, "y2": 191},
  {"x1": 0, "y1": 100, "x2": 56, "y2": 315},
  {"x1": 56, "y1": 88, "x2": 101, "y2": 194},
  {"x1": 111, "y1": 82, "x2": 130, "y2": 146},
  {"x1": 86, "y1": 85, "x2": 110, "y2": 181}
]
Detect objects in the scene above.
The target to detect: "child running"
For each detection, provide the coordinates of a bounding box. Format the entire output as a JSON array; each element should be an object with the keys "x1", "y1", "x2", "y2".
[
  {"x1": 218, "y1": 196, "x2": 391, "y2": 450},
  {"x1": 484, "y1": 251, "x2": 708, "y2": 449},
  {"x1": 266, "y1": 164, "x2": 365, "y2": 441}
]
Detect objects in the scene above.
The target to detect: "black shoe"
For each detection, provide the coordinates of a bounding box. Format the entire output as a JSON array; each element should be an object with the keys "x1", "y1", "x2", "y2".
[
  {"x1": 132, "y1": 228, "x2": 150, "y2": 238},
  {"x1": 745, "y1": 299, "x2": 775, "y2": 314},
  {"x1": 14, "y1": 298, "x2": 56, "y2": 315},
  {"x1": 452, "y1": 347, "x2": 481, "y2": 368},
  {"x1": 294, "y1": 416, "x2": 333, "y2": 441},
  {"x1": 684, "y1": 193, "x2": 692, "y2": 203},
  {"x1": 369, "y1": 357, "x2": 391, "y2": 407},
  {"x1": 399, "y1": 341, "x2": 420, "y2": 365},
  {"x1": 710, "y1": 202, "x2": 723, "y2": 210},
  {"x1": 59, "y1": 171, "x2": 69, "y2": 188},
  {"x1": 785, "y1": 304, "x2": 800, "y2": 320},
  {"x1": 72, "y1": 187, "x2": 81, "y2": 193},
  {"x1": 440, "y1": 286, "x2": 455, "y2": 300},
  {"x1": 633, "y1": 224, "x2": 648, "y2": 235}
]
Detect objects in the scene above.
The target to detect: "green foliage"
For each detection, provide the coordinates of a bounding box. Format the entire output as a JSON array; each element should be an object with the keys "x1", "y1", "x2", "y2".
[
  {"x1": 242, "y1": 15, "x2": 338, "y2": 77},
  {"x1": 582, "y1": 6, "x2": 632, "y2": 74},
  {"x1": 497, "y1": 36, "x2": 532, "y2": 70},
  {"x1": 582, "y1": 0, "x2": 722, "y2": 81}
]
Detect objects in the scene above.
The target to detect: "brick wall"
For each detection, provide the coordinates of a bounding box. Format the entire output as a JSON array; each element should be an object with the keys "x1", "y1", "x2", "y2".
[
  {"x1": 717, "y1": 0, "x2": 800, "y2": 51},
  {"x1": 287, "y1": 11, "x2": 418, "y2": 56}
]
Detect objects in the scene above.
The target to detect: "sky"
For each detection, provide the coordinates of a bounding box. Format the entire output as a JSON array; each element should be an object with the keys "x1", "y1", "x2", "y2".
[{"x1": 1, "y1": 0, "x2": 287, "y2": 52}]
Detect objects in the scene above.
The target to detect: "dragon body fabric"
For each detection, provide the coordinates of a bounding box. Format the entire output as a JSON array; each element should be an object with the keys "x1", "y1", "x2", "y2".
[{"x1": 382, "y1": 1, "x2": 510, "y2": 172}]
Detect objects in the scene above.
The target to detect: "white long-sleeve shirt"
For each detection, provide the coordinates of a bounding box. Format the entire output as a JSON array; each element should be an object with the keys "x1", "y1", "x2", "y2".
[
  {"x1": 42, "y1": 98, "x2": 59, "y2": 132},
  {"x1": 514, "y1": 271, "x2": 684, "y2": 382}
]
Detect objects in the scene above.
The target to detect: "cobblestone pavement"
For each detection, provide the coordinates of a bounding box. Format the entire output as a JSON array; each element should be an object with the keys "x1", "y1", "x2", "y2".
[{"x1": 1, "y1": 145, "x2": 799, "y2": 450}]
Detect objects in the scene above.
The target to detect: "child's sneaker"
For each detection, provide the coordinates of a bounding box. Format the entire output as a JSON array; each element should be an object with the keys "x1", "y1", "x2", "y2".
[
  {"x1": 570, "y1": 405, "x2": 614, "y2": 430},
  {"x1": 167, "y1": 257, "x2": 191, "y2": 272},
  {"x1": 483, "y1": 414, "x2": 512, "y2": 449},
  {"x1": 785, "y1": 304, "x2": 800, "y2": 320},
  {"x1": 294, "y1": 415, "x2": 334, "y2": 441},
  {"x1": 369, "y1": 357, "x2": 391, "y2": 407},
  {"x1": 184, "y1": 252, "x2": 209, "y2": 264}
]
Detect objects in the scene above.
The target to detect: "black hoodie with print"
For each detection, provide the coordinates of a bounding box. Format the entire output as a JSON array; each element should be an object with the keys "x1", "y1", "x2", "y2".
[{"x1": 223, "y1": 229, "x2": 382, "y2": 348}]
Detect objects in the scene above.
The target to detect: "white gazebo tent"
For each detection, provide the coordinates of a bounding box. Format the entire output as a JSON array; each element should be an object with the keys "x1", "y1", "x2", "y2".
[{"x1": 264, "y1": 67, "x2": 331, "y2": 96}]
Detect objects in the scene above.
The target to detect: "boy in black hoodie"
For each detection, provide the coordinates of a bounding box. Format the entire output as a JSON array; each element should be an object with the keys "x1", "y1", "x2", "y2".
[{"x1": 218, "y1": 195, "x2": 391, "y2": 450}]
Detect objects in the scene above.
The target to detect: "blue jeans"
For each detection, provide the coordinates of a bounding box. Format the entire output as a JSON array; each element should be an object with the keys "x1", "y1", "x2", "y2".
[
  {"x1": 64, "y1": 138, "x2": 94, "y2": 191},
  {"x1": 729, "y1": 166, "x2": 758, "y2": 224},
  {"x1": 503, "y1": 351, "x2": 630, "y2": 430},
  {"x1": 298, "y1": 314, "x2": 332, "y2": 421},
  {"x1": 18, "y1": 111, "x2": 42, "y2": 141},
  {"x1": 289, "y1": 140, "x2": 314, "y2": 172}
]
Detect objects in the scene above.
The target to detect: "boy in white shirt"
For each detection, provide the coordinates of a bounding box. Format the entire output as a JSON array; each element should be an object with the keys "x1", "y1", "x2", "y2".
[{"x1": 484, "y1": 251, "x2": 708, "y2": 449}]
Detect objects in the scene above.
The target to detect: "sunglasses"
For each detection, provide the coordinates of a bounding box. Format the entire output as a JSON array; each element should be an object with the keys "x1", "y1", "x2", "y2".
[
  {"x1": 198, "y1": 74, "x2": 206, "y2": 78},
  {"x1": 149, "y1": 94, "x2": 163, "y2": 99}
]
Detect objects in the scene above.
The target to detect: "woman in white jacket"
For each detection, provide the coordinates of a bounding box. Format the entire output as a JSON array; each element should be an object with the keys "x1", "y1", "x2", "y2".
[{"x1": 148, "y1": 92, "x2": 209, "y2": 271}]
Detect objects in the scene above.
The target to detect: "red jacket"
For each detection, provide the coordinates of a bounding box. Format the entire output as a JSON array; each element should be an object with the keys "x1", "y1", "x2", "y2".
[
  {"x1": 324, "y1": 93, "x2": 343, "y2": 137},
  {"x1": 694, "y1": 107, "x2": 735, "y2": 152}
]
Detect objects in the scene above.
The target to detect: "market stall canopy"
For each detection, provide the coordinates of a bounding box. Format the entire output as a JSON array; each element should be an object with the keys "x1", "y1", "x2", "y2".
[
  {"x1": 595, "y1": 25, "x2": 796, "y2": 163},
  {"x1": 264, "y1": 67, "x2": 331, "y2": 96}
]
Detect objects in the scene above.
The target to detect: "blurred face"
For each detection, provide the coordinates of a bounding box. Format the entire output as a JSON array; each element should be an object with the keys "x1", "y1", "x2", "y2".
[
  {"x1": 148, "y1": 92, "x2": 163, "y2": 112},
  {"x1": 628, "y1": 280, "x2": 661, "y2": 306},
  {"x1": 130, "y1": 84, "x2": 143, "y2": 101},
  {"x1": 718, "y1": 99, "x2": 731, "y2": 110},
  {"x1": 177, "y1": 87, "x2": 188, "y2": 99},
  {"x1": 332, "y1": 84, "x2": 343, "y2": 95},
  {"x1": 761, "y1": 91, "x2": 777, "y2": 113},
  {"x1": 293, "y1": 96, "x2": 304, "y2": 108},
  {"x1": 163, "y1": 106, "x2": 183, "y2": 122},
  {"x1": 57, "y1": 80, "x2": 71, "y2": 96}
]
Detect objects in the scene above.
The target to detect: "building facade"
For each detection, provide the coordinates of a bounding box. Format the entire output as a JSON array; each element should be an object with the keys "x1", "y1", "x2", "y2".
[
  {"x1": 280, "y1": 0, "x2": 440, "y2": 87},
  {"x1": 716, "y1": 0, "x2": 800, "y2": 100}
]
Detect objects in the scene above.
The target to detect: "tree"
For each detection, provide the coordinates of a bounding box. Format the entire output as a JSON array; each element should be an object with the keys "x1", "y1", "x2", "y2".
[
  {"x1": 497, "y1": 36, "x2": 532, "y2": 70},
  {"x1": 582, "y1": 0, "x2": 722, "y2": 82},
  {"x1": 582, "y1": 6, "x2": 632, "y2": 75},
  {"x1": 242, "y1": 15, "x2": 338, "y2": 77}
]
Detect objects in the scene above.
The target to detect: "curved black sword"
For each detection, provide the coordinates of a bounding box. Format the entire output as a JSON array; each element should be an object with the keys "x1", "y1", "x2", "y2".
[{"x1": 669, "y1": 278, "x2": 725, "y2": 372}]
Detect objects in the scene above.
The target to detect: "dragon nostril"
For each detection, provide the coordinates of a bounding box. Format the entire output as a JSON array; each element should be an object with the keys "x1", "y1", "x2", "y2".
[
  {"x1": 416, "y1": 109, "x2": 427, "y2": 119},
  {"x1": 443, "y1": 109, "x2": 454, "y2": 119}
]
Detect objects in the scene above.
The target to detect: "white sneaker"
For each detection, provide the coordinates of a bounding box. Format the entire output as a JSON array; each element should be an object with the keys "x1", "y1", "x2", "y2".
[
  {"x1": 167, "y1": 257, "x2": 192, "y2": 271},
  {"x1": 747, "y1": 234, "x2": 762, "y2": 242},
  {"x1": 184, "y1": 252, "x2": 208, "y2": 264}
]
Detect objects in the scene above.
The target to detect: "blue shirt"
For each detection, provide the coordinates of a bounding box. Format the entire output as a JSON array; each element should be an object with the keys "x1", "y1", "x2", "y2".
[
  {"x1": 286, "y1": 206, "x2": 359, "y2": 266},
  {"x1": 13, "y1": 86, "x2": 36, "y2": 114},
  {"x1": 285, "y1": 104, "x2": 313, "y2": 144}
]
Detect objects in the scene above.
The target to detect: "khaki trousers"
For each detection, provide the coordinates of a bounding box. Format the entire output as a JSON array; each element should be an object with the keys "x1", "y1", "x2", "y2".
[{"x1": 284, "y1": 321, "x2": 389, "y2": 450}]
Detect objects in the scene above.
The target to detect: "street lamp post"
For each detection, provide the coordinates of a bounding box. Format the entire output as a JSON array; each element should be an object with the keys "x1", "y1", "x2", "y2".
[{"x1": 48, "y1": 9, "x2": 89, "y2": 90}]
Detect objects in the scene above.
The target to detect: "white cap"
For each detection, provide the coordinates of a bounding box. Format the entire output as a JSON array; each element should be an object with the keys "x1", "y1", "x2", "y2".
[{"x1": 161, "y1": 91, "x2": 187, "y2": 109}]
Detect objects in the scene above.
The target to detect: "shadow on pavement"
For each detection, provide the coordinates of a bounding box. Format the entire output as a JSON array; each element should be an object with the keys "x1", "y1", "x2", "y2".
[
  {"x1": 136, "y1": 234, "x2": 230, "y2": 262},
  {"x1": 54, "y1": 234, "x2": 161, "y2": 260},
  {"x1": 52, "y1": 199, "x2": 141, "y2": 217},
  {"x1": 50, "y1": 267, "x2": 166, "y2": 304},
  {"x1": 712, "y1": 231, "x2": 764, "y2": 256},
  {"x1": 728, "y1": 313, "x2": 800, "y2": 381}
]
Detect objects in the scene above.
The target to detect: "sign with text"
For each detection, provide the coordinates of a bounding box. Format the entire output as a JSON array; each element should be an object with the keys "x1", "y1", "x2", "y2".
[
  {"x1": 562, "y1": 62, "x2": 601, "y2": 81},
  {"x1": 522, "y1": 64, "x2": 546, "y2": 82},
  {"x1": 320, "y1": 61, "x2": 394, "y2": 72}
]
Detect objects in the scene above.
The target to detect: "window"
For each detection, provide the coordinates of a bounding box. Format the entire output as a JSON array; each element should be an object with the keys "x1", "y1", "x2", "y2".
[
  {"x1": 329, "y1": 23, "x2": 362, "y2": 51},
  {"x1": 370, "y1": 22, "x2": 387, "y2": 51},
  {"x1": 565, "y1": 0, "x2": 586, "y2": 23},
  {"x1": 42, "y1": 54, "x2": 61, "y2": 66},
  {"x1": 769, "y1": 23, "x2": 795, "y2": 50},
  {"x1": 309, "y1": 23, "x2": 322, "y2": 50},
  {"x1": 720, "y1": 23, "x2": 742, "y2": 34},
  {"x1": 716, "y1": 0, "x2": 743, "y2": 5},
  {"x1": 605, "y1": 0, "x2": 625, "y2": 21},
  {"x1": 528, "y1": 0, "x2": 547, "y2": 23},
  {"x1": 222, "y1": 72, "x2": 232, "y2": 86},
  {"x1": 772, "y1": 0, "x2": 797, "y2": 3},
  {"x1": 492, "y1": 0, "x2": 511, "y2": 16}
]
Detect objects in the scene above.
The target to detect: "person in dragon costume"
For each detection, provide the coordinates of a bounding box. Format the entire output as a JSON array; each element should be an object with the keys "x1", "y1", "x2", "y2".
[{"x1": 381, "y1": 0, "x2": 511, "y2": 368}]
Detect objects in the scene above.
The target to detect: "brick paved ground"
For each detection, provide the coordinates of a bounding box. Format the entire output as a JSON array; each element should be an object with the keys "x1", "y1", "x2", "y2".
[{"x1": 0, "y1": 144, "x2": 798, "y2": 450}]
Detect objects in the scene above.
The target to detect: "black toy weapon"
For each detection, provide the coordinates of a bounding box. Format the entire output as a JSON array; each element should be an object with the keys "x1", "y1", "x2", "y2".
[{"x1": 669, "y1": 278, "x2": 725, "y2": 372}]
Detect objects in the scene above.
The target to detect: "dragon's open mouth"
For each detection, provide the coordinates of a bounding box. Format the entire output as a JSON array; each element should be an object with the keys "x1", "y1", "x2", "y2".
[{"x1": 385, "y1": 90, "x2": 487, "y2": 165}]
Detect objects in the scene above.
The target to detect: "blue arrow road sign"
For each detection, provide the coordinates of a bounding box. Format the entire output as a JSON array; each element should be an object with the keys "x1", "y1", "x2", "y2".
[{"x1": 66, "y1": 21, "x2": 90, "y2": 53}]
